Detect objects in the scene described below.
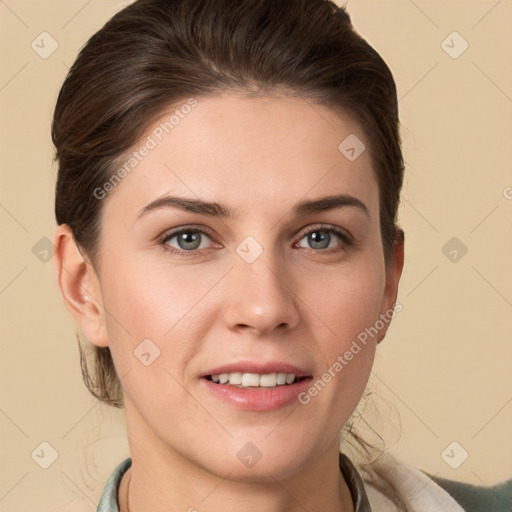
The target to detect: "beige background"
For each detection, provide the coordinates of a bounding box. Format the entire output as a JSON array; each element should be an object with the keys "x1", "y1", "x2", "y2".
[{"x1": 1, "y1": 0, "x2": 511, "y2": 510}]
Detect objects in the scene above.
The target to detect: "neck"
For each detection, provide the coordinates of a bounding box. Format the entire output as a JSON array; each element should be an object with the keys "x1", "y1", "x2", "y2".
[{"x1": 119, "y1": 405, "x2": 354, "y2": 512}]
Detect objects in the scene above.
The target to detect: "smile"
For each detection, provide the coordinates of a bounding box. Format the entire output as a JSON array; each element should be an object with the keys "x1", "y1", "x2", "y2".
[{"x1": 206, "y1": 372, "x2": 304, "y2": 388}]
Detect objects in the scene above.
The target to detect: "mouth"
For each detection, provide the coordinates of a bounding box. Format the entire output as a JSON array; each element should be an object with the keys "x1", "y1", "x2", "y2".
[
  {"x1": 200, "y1": 372, "x2": 313, "y2": 411},
  {"x1": 199, "y1": 362, "x2": 313, "y2": 410}
]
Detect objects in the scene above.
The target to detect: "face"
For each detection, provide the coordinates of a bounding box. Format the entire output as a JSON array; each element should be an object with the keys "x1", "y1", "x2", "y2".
[{"x1": 80, "y1": 94, "x2": 401, "y2": 481}]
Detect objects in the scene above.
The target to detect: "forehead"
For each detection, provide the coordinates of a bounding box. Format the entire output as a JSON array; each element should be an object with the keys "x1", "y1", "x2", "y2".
[{"x1": 103, "y1": 94, "x2": 378, "y2": 221}]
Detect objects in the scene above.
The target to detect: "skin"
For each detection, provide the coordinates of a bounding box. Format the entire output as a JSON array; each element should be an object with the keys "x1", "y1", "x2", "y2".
[{"x1": 54, "y1": 93, "x2": 404, "y2": 512}]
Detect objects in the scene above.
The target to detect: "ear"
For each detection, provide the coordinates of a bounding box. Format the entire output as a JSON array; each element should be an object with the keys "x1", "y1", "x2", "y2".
[
  {"x1": 376, "y1": 228, "x2": 405, "y2": 344},
  {"x1": 53, "y1": 224, "x2": 109, "y2": 347}
]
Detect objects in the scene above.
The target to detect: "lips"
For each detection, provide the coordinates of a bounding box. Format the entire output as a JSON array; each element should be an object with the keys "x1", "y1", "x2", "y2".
[
  {"x1": 200, "y1": 361, "x2": 311, "y2": 379},
  {"x1": 200, "y1": 371, "x2": 313, "y2": 411}
]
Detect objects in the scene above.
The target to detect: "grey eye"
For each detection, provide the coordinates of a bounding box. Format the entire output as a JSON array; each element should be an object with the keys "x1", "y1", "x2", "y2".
[{"x1": 164, "y1": 230, "x2": 212, "y2": 251}]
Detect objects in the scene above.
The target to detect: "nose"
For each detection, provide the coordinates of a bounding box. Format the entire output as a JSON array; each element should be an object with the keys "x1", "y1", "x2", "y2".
[{"x1": 222, "y1": 247, "x2": 300, "y2": 337}]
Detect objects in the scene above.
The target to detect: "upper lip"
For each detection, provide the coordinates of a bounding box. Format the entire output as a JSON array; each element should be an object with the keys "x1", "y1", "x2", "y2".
[{"x1": 201, "y1": 361, "x2": 311, "y2": 378}]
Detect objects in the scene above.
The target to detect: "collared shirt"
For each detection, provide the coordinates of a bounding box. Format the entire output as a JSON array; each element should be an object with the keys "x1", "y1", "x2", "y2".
[{"x1": 97, "y1": 452, "x2": 372, "y2": 511}]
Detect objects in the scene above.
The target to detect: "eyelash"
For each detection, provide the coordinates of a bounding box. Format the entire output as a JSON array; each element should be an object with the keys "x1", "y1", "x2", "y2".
[{"x1": 159, "y1": 224, "x2": 352, "y2": 258}]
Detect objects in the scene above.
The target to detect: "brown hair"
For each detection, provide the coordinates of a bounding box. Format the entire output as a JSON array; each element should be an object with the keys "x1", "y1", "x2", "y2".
[{"x1": 53, "y1": 0, "x2": 406, "y2": 508}]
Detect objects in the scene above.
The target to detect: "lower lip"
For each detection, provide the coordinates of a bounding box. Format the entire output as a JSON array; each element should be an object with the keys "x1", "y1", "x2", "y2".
[{"x1": 200, "y1": 377, "x2": 313, "y2": 411}]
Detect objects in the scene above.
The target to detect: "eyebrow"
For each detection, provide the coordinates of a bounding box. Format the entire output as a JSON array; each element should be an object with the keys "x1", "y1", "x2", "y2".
[{"x1": 136, "y1": 193, "x2": 369, "y2": 220}]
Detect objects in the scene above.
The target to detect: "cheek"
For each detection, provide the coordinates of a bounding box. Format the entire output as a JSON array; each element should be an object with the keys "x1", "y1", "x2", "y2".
[
  {"x1": 301, "y1": 257, "x2": 385, "y2": 346},
  {"x1": 296, "y1": 256, "x2": 384, "y2": 406},
  {"x1": 100, "y1": 252, "x2": 215, "y2": 332},
  {"x1": 98, "y1": 255, "x2": 223, "y2": 376}
]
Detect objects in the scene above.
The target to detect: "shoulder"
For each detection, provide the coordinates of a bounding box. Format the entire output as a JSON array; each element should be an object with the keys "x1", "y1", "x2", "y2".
[
  {"x1": 356, "y1": 450, "x2": 512, "y2": 512},
  {"x1": 425, "y1": 472, "x2": 512, "y2": 512}
]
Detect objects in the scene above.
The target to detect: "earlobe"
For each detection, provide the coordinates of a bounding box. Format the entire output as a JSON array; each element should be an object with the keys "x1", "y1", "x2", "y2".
[
  {"x1": 376, "y1": 229, "x2": 405, "y2": 344},
  {"x1": 53, "y1": 225, "x2": 109, "y2": 348}
]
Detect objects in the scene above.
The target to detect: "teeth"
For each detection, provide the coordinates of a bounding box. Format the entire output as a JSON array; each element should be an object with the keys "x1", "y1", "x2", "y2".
[
  {"x1": 276, "y1": 373, "x2": 287, "y2": 385},
  {"x1": 227, "y1": 372, "x2": 242, "y2": 385},
  {"x1": 210, "y1": 372, "x2": 299, "y2": 387},
  {"x1": 242, "y1": 373, "x2": 261, "y2": 387}
]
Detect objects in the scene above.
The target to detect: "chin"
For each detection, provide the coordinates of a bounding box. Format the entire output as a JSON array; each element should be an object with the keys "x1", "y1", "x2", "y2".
[
  {"x1": 201, "y1": 437, "x2": 311, "y2": 483},
  {"x1": 217, "y1": 455, "x2": 306, "y2": 483}
]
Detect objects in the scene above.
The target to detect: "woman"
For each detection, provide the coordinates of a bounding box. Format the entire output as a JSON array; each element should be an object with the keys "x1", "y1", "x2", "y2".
[{"x1": 51, "y1": 0, "x2": 511, "y2": 511}]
